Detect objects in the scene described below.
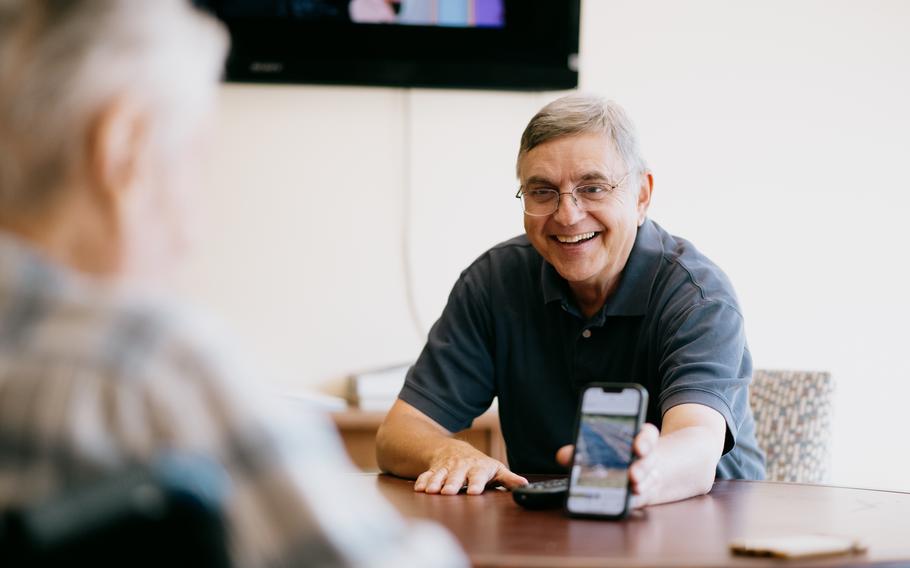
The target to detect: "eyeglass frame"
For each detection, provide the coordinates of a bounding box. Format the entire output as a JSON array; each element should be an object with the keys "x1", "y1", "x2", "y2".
[{"x1": 514, "y1": 172, "x2": 632, "y2": 216}]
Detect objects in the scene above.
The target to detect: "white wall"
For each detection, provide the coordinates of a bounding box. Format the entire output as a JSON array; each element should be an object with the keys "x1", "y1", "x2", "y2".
[
  {"x1": 180, "y1": 86, "x2": 548, "y2": 391},
  {"x1": 180, "y1": 1, "x2": 910, "y2": 491},
  {"x1": 579, "y1": 0, "x2": 910, "y2": 492}
]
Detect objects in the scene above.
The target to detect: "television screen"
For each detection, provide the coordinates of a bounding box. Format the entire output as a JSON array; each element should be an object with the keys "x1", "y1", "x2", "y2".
[{"x1": 199, "y1": 0, "x2": 580, "y2": 90}]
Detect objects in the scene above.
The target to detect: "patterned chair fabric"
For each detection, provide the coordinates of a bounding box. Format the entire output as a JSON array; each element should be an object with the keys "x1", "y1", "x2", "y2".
[{"x1": 749, "y1": 369, "x2": 834, "y2": 483}]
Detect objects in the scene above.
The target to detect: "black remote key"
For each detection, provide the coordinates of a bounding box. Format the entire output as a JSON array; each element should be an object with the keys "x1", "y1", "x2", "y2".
[{"x1": 512, "y1": 478, "x2": 568, "y2": 510}]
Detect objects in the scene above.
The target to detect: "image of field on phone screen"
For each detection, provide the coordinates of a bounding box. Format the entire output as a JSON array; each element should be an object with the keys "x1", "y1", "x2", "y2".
[{"x1": 567, "y1": 387, "x2": 641, "y2": 516}]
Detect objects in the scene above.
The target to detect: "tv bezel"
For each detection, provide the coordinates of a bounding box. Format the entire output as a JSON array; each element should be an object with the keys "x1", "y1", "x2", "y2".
[{"x1": 205, "y1": 0, "x2": 580, "y2": 91}]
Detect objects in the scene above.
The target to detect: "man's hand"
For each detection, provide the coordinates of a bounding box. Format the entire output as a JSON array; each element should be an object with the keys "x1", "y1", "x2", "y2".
[
  {"x1": 555, "y1": 404, "x2": 726, "y2": 508},
  {"x1": 377, "y1": 400, "x2": 528, "y2": 495},
  {"x1": 413, "y1": 441, "x2": 528, "y2": 495},
  {"x1": 555, "y1": 423, "x2": 660, "y2": 508}
]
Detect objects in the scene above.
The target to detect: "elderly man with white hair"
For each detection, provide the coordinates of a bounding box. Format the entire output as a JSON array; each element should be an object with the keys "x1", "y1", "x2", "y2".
[
  {"x1": 0, "y1": 1, "x2": 466, "y2": 566},
  {"x1": 377, "y1": 94, "x2": 766, "y2": 505}
]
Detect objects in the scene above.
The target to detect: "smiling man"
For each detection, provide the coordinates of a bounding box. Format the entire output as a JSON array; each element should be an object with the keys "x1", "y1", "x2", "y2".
[{"x1": 376, "y1": 94, "x2": 765, "y2": 506}]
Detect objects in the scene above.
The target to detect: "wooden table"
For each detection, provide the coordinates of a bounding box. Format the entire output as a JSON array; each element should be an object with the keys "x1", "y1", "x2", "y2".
[{"x1": 369, "y1": 475, "x2": 910, "y2": 567}]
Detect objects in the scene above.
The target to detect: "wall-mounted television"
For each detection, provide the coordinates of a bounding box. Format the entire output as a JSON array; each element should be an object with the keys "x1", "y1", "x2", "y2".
[{"x1": 198, "y1": 0, "x2": 580, "y2": 91}]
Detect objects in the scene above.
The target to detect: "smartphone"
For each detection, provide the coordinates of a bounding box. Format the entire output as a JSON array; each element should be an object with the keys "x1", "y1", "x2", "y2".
[{"x1": 565, "y1": 383, "x2": 648, "y2": 519}]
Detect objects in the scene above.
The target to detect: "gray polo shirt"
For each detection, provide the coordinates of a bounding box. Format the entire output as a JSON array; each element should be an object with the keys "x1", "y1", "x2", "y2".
[{"x1": 400, "y1": 218, "x2": 765, "y2": 479}]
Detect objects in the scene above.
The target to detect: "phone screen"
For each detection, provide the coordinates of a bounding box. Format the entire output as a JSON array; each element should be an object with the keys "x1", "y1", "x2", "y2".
[{"x1": 566, "y1": 384, "x2": 646, "y2": 518}]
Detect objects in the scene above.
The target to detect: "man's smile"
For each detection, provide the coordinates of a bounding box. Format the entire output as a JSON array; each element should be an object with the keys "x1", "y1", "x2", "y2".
[{"x1": 551, "y1": 231, "x2": 601, "y2": 245}]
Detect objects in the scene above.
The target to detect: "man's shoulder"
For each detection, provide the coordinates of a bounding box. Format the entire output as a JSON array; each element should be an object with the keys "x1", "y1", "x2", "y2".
[
  {"x1": 453, "y1": 235, "x2": 544, "y2": 299},
  {"x1": 464, "y1": 234, "x2": 540, "y2": 275},
  {"x1": 116, "y1": 297, "x2": 256, "y2": 384},
  {"x1": 649, "y1": 222, "x2": 742, "y2": 312},
  {"x1": 0, "y1": 236, "x2": 243, "y2": 398},
  {"x1": 47, "y1": 289, "x2": 255, "y2": 393},
  {"x1": 482, "y1": 233, "x2": 537, "y2": 260}
]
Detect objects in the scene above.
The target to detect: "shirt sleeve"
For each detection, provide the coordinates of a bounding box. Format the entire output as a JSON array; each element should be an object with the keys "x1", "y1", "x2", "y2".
[
  {"x1": 127, "y1": 314, "x2": 470, "y2": 568},
  {"x1": 52, "y1": 312, "x2": 467, "y2": 567},
  {"x1": 398, "y1": 260, "x2": 497, "y2": 433},
  {"x1": 656, "y1": 299, "x2": 752, "y2": 454},
  {"x1": 211, "y1": 390, "x2": 468, "y2": 568}
]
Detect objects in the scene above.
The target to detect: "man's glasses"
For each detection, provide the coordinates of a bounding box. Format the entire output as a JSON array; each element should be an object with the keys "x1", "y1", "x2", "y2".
[{"x1": 515, "y1": 173, "x2": 630, "y2": 216}]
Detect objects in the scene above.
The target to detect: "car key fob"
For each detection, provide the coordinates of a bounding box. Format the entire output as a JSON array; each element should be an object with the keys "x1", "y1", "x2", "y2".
[{"x1": 512, "y1": 478, "x2": 568, "y2": 510}]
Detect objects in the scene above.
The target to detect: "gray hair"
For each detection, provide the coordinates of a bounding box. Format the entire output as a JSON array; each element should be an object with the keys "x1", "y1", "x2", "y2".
[
  {"x1": 0, "y1": 0, "x2": 228, "y2": 215},
  {"x1": 517, "y1": 94, "x2": 648, "y2": 178}
]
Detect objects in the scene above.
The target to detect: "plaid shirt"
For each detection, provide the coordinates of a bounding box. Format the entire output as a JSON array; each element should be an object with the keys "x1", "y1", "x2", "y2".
[{"x1": 0, "y1": 232, "x2": 466, "y2": 567}]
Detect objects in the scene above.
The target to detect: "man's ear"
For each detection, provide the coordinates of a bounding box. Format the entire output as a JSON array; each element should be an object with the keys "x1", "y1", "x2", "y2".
[
  {"x1": 637, "y1": 171, "x2": 654, "y2": 226},
  {"x1": 85, "y1": 96, "x2": 148, "y2": 210}
]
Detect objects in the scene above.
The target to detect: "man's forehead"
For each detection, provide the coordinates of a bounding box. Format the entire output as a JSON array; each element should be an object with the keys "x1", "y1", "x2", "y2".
[
  {"x1": 518, "y1": 132, "x2": 624, "y2": 182},
  {"x1": 520, "y1": 159, "x2": 624, "y2": 186},
  {"x1": 524, "y1": 170, "x2": 611, "y2": 186}
]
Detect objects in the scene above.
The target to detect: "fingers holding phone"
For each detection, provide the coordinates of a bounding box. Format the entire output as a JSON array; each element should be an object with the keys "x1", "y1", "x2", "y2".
[
  {"x1": 555, "y1": 444, "x2": 574, "y2": 467},
  {"x1": 629, "y1": 423, "x2": 660, "y2": 507},
  {"x1": 557, "y1": 419, "x2": 660, "y2": 511}
]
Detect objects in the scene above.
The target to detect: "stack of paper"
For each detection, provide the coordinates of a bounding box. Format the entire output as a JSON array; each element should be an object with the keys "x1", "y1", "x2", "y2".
[
  {"x1": 279, "y1": 389, "x2": 348, "y2": 412},
  {"x1": 347, "y1": 363, "x2": 411, "y2": 411}
]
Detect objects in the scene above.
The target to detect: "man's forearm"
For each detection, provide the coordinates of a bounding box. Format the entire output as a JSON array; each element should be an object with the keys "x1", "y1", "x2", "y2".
[
  {"x1": 376, "y1": 410, "x2": 467, "y2": 478},
  {"x1": 647, "y1": 425, "x2": 722, "y2": 505},
  {"x1": 631, "y1": 403, "x2": 726, "y2": 507}
]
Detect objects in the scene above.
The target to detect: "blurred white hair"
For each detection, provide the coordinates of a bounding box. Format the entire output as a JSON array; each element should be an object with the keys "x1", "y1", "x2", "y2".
[
  {"x1": 0, "y1": 0, "x2": 228, "y2": 214},
  {"x1": 517, "y1": 94, "x2": 649, "y2": 178}
]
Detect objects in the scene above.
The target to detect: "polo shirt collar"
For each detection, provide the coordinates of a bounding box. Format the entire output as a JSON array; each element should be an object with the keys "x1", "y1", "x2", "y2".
[
  {"x1": 539, "y1": 218, "x2": 665, "y2": 318},
  {"x1": 540, "y1": 261, "x2": 567, "y2": 305}
]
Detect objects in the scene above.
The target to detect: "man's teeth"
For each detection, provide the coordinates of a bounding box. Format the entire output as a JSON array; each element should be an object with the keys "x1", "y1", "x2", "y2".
[{"x1": 556, "y1": 232, "x2": 596, "y2": 243}]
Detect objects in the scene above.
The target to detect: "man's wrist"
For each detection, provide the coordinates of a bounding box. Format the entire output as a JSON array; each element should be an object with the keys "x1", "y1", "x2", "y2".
[{"x1": 428, "y1": 437, "x2": 483, "y2": 467}]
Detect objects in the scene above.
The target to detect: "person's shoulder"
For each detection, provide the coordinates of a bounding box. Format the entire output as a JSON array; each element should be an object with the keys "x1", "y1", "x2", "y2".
[
  {"x1": 650, "y1": 222, "x2": 742, "y2": 311},
  {"x1": 107, "y1": 295, "x2": 294, "y2": 431},
  {"x1": 452, "y1": 234, "x2": 542, "y2": 300},
  {"x1": 489, "y1": 233, "x2": 535, "y2": 253},
  {"x1": 462, "y1": 234, "x2": 540, "y2": 276},
  {"x1": 97, "y1": 292, "x2": 262, "y2": 394}
]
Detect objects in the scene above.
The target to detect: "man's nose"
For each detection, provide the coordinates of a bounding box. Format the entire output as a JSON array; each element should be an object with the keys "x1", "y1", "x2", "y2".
[{"x1": 551, "y1": 192, "x2": 586, "y2": 225}]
